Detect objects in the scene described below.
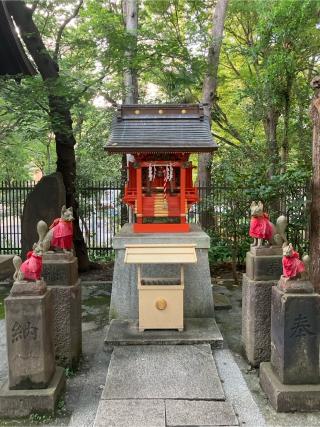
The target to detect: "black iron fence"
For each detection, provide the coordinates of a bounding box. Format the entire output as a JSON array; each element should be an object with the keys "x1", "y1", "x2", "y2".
[{"x1": 0, "y1": 180, "x2": 310, "y2": 262}]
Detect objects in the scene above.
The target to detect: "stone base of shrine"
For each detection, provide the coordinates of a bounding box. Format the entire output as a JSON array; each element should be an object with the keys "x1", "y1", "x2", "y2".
[
  {"x1": 260, "y1": 362, "x2": 320, "y2": 412},
  {"x1": 105, "y1": 318, "x2": 223, "y2": 348},
  {"x1": 109, "y1": 223, "x2": 214, "y2": 321},
  {"x1": 0, "y1": 367, "x2": 65, "y2": 418}
]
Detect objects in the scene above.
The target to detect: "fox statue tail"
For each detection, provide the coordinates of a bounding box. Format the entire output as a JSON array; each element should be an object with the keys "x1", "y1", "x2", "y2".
[
  {"x1": 273, "y1": 215, "x2": 288, "y2": 246},
  {"x1": 37, "y1": 220, "x2": 50, "y2": 252},
  {"x1": 13, "y1": 255, "x2": 23, "y2": 282}
]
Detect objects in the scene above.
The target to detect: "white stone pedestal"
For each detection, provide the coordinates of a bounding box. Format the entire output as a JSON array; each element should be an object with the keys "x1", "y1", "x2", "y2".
[{"x1": 110, "y1": 224, "x2": 214, "y2": 320}]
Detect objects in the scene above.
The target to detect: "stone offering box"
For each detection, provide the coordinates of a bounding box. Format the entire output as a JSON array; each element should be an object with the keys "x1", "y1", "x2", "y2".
[{"x1": 125, "y1": 244, "x2": 197, "y2": 331}]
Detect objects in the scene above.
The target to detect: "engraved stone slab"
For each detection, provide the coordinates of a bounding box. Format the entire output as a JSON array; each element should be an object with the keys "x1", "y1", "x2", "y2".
[
  {"x1": 246, "y1": 252, "x2": 282, "y2": 281},
  {"x1": 241, "y1": 274, "x2": 275, "y2": 367},
  {"x1": 102, "y1": 344, "x2": 225, "y2": 400},
  {"x1": 165, "y1": 400, "x2": 239, "y2": 426},
  {"x1": 50, "y1": 280, "x2": 82, "y2": 368},
  {"x1": 271, "y1": 286, "x2": 320, "y2": 385},
  {"x1": 94, "y1": 399, "x2": 165, "y2": 427},
  {"x1": 42, "y1": 252, "x2": 78, "y2": 287},
  {"x1": 5, "y1": 290, "x2": 55, "y2": 389},
  {"x1": 0, "y1": 255, "x2": 14, "y2": 281}
]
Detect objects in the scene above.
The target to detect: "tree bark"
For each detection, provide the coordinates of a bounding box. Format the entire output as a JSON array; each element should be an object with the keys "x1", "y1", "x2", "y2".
[
  {"x1": 7, "y1": 0, "x2": 89, "y2": 270},
  {"x1": 309, "y1": 76, "x2": 320, "y2": 292},
  {"x1": 122, "y1": 0, "x2": 139, "y2": 104},
  {"x1": 199, "y1": 0, "x2": 229, "y2": 185},
  {"x1": 263, "y1": 109, "x2": 280, "y2": 178},
  {"x1": 122, "y1": 0, "x2": 138, "y2": 224}
]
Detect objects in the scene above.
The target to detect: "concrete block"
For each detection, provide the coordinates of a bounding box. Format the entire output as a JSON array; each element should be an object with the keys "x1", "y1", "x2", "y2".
[
  {"x1": 246, "y1": 251, "x2": 282, "y2": 281},
  {"x1": 165, "y1": 400, "x2": 239, "y2": 426},
  {"x1": 0, "y1": 255, "x2": 14, "y2": 281},
  {"x1": 110, "y1": 223, "x2": 214, "y2": 320},
  {"x1": 94, "y1": 399, "x2": 165, "y2": 427},
  {"x1": 241, "y1": 274, "x2": 275, "y2": 367},
  {"x1": 42, "y1": 252, "x2": 78, "y2": 286},
  {"x1": 271, "y1": 286, "x2": 320, "y2": 384},
  {"x1": 102, "y1": 344, "x2": 225, "y2": 400},
  {"x1": 260, "y1": 362, "x2": 320, "y2": 412},
  {"x1": 0, "y1": 366, "x2": 65, "y2": 418},
  {"x1": 5, "y1": 287, "x2": 55, "y2": 389},
  {"x1": 105, "y1": 318, "x2": 223, "y2": 347},
  {"x1": 50, "y1": 280, "x2": 82, "y2": 368}
]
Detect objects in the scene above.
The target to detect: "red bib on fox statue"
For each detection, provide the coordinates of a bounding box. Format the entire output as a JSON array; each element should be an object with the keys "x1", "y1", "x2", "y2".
[
  {"x1": 49, "y1": 218, "x2": 73, "y2": 250},
  {"x1": 249, "y1": 213, "x2": 274, "y2": 241},
  {"x1": 282, "y1": 249, "x2": 305, "y2": 279},
  {"x1": 20, "y1": 250, "x2": 42, "y2": 281}
]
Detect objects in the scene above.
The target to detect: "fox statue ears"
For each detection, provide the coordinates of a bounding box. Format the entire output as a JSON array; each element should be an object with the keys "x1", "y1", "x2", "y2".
[
  {"x1": 250, "y1": 201, "x2": 264, "y2": 208},
  {"x1": 61, "y1": 205, "x2": 73, "y2": 215}
]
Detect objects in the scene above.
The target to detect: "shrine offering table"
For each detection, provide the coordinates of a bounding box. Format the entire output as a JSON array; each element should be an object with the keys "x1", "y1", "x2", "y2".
[{"x1": 109, "y1": 223, "x2": 214, "y2": 321}]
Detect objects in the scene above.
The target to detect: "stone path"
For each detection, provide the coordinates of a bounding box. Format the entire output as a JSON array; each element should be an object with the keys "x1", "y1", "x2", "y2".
[{"x1": 93, "y1": 344, "x2": 263, "y2": 427}]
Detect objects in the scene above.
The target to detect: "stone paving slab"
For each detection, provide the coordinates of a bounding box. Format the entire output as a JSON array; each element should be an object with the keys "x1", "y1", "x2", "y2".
[
  {"x1": 93, "y1": 399, "x2": 165, "y2": 427},
  {"x1": 165, "y1": 400, "x2": 239, "y2": 426},
  {"x1": 214, "y1": 349, "x2": 266, "y2": 426},
  {"x1": 102, "y1": 344, "x2": 225, "y2": 400},
  {"x1": 105, "y1": 318, "x2": 223, "y2": 347}
]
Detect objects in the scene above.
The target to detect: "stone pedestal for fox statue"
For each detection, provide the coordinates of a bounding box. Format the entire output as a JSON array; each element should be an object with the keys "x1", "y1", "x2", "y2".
[
  {"x1": 35, "y1": 206, "x2": 81, "y2": 368},
  {"x1": 242, "y1": 201, "x2": 288, "y2": 367},
  {"x1": 259, "y1": 246, "x2": 320, "y2": 412}
]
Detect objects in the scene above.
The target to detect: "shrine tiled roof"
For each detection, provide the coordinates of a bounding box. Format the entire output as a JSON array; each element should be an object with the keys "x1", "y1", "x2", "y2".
[{"x1": 105, "y1": 104, "x2": 218, "y2": 153}]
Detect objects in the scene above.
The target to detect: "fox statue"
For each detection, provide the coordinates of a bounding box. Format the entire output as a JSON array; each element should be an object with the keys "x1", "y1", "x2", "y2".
[
  {"x1": 37, "y1": 205, "x2": 74, "y2": 253},
  {"x1": 249, "y1": 201, "x2": 287, "y2": 247},
  {"x1": 282, "y1": 243, "x2": 310, "y2": 280},
  {"x1": 13, "y1": 242, "x2": 43, "y2": 282}
]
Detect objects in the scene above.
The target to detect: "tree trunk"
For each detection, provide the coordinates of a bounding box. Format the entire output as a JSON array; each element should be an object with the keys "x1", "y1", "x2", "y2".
[
  {"x1": 199, "y1": 0, "x2": 229, "y2": 185},
  {"x1": 122, "y1": 0, "x2": 139, "y2": 104},
  {"x1": 7, "y1": 0, "x2": 89, "y2": 270},
  {"x1": 263, "y1": 109, "x2": 280, "y2": 178},
  {"x1": 122, "y1": 0, "x2": 138, "y2": 224},
  {"x1": 309, "y1": 76, "x2": 320, "y2": 292},
  {"x1": 280, "y1": 93, "x2": 290, "y2": 173}
]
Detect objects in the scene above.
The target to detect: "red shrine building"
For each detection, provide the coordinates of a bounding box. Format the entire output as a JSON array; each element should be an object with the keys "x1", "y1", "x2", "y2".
[{"x1": 105, "y1": 104, "x2": 217, "y2": 233}]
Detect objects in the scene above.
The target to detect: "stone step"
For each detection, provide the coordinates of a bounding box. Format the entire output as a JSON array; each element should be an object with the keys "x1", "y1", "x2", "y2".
[
  {"x1": 102, "y1": 344, "x2": 225, "y2": 400},
  {"x1": 94, "y1": 399, "x2": 239, "y2": 427},
  {"x1": 94, "y1": 344, "x2": 239, "y2": 427},
  {"x1": 105, "y1": 318, "x2": 223, "y2": 347}
]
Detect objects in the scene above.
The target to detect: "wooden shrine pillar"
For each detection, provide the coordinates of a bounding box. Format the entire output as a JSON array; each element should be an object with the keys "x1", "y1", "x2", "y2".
[
  {"x1": 180, "y1": 166, "x2": 186, "y2": 224},
  {"x1": 136, "y1": 166, "x2": 142, "y2": 224}
]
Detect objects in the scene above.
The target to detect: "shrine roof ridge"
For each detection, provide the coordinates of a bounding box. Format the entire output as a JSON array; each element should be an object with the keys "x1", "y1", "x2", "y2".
[{"x1": 105, "y1": 103, "x2": 218, "y2": 153}]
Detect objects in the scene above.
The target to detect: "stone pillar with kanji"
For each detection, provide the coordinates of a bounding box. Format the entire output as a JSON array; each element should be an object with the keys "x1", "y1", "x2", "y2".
[
  {"x1": 260, "y1": 276, "x2": 320, "y2": 412},
  {"x1": 0, "y1": 280, "x2": 65, "y2": 417}
]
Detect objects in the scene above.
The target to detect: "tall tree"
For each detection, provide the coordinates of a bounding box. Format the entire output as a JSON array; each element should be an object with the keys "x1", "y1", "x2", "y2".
[
  {"x1": 122, "y1": 0, "x2": 139, "y2": 104},
  {"x1": 6, "y1": 0, "x2": 89, "y2": 270},
  {"x1": 310, "y1": 76, "x2": 320, "y2": 292},
  {"x1": 198, "y1": 0, "x2": 229, "y2": 185}
]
